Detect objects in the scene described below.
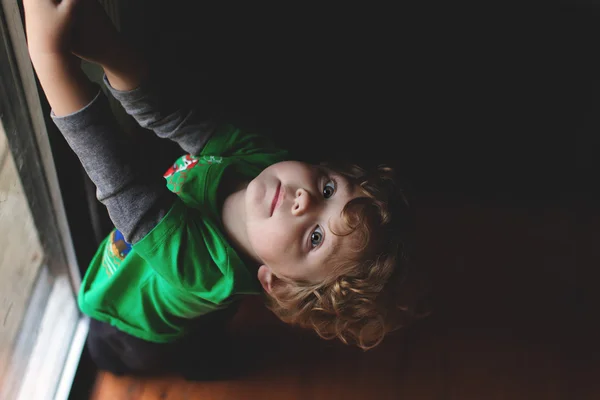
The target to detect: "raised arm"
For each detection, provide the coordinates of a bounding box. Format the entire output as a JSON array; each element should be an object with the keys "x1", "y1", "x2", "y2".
[
  {"x1": 24, "y1": 0, "x2": 173, "y2": 244},
  {"x1": 71, "y1": 0, "x2": 216, "y2": 155},
  {"x1": 24, "y1": 0, "x2": 96, "y2": 116}
]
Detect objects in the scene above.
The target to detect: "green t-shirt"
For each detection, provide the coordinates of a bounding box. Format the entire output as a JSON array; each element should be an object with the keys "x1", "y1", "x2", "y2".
[{"x1": 78, "y1": 124, "x2": 288, "y2": 342}]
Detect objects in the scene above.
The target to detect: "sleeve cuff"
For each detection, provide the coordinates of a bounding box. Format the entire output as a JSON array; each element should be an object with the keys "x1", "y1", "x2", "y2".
[
  {"x1": 50, "y1": 87, "x2": 111, "y2": 132},
  {"x1": 103, "y1": 73, "x2": 149, "y2": 102},
  {"x1": 50, "y1": 87, "x2": 103, "y2": 121}
]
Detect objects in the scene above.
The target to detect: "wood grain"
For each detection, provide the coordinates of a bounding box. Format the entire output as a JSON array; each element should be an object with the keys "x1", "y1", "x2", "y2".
[{"x1": 90, "y1": 200, "x2": 598, "y2": 400}]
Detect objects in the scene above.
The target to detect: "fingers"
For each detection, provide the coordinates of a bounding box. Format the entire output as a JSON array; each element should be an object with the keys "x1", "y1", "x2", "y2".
[
  {"x1": 23, "y1": 0, "x2": 56, "y2": 12},
  {"x1": 23, "y1": 0, "x2": 79, "y2": 12},
  {"x1": 23, "y1": 0, "x2": 75, "y2": 17},
  {"x1": 23, "y1": 0, "x2": 82, "y2": 57},
  {"x1": 58, "y1": 0, "x2": 80, "y2": 12},
  {"x1": 56, "y1": 0, "x2": 81, "y2": 19}
]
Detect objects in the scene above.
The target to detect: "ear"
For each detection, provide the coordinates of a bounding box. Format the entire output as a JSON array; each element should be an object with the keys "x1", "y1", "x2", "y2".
[{"x1": 257, "y1": 265, "x2": 274, "y2": 294}]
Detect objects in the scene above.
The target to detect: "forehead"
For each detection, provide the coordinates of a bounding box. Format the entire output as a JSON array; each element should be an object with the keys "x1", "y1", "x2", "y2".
[
  {"x1": 315, "y1": 221, "x2": 364, "y2": 281},
  {"x1": 330, "y1": 170, "x2": 363, "y2": 206}
]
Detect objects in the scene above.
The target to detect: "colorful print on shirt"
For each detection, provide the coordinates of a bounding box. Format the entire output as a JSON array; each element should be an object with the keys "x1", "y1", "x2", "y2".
[
  {"x1": 103, "y1": 229, "x2": 132, "y2": 276},
  {"x1": 163, "y1": 154, "x2": 222, "y2": 193}
]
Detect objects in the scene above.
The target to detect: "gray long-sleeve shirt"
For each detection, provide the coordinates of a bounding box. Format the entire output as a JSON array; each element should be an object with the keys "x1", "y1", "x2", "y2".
[{"x1": 52, "y1": 75, "x2": 216, "y2": 244}]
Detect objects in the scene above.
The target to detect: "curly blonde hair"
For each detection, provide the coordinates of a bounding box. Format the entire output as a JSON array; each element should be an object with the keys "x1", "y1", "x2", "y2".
[{"x1": 265, "y1": 163, "x2": 428, "y2": 350}]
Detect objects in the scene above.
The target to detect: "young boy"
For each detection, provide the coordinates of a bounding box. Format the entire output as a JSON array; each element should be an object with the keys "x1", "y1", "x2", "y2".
[{"x1": 24, "y1": 0, "x2": 420, "y2": 376}]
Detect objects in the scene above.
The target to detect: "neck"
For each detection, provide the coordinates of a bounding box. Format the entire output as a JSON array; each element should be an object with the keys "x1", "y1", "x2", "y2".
[{"x1": 221, "y1": 184, "x2": 260, "y2": 265}]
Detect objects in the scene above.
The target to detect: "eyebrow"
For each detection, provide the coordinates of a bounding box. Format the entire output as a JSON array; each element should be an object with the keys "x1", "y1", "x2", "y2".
[
  {"x1": 325, "y1": 170, "x2": 352, "y2": 198},
  {"x1": 320, "y1": 174, "x2": 354, "y2": 261},
  {"x1": 338, "y1": 175, "x2": 354, "y2": 199}
]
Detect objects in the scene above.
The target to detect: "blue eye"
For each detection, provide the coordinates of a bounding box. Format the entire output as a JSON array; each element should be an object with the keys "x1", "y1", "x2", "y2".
[
  {"x1": 311, "y1": 226, "x2": 324, "y2": 248},
  {"x1": 323, "y1": 179, "x2": 336, "y2": 199}
]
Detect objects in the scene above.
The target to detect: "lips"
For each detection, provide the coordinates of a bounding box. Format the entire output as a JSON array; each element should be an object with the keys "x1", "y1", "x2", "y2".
[{"x1": 270, "y1": 183, "x2": 282, "y2": 216}]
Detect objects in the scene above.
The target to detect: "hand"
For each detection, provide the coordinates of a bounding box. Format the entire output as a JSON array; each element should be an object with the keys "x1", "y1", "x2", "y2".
[
  {"x1": 69, "y1": 0, "x2": 147, "y2": 90},
  {"x1": 23, "y1": 0, "x2": 80, "y2": 59},
  {"x1": 71, "y1": 0, "x2": 124, "y2": 66},
  {"x1": 24, "y1": 0, "x2": 97, "y2": 116}
]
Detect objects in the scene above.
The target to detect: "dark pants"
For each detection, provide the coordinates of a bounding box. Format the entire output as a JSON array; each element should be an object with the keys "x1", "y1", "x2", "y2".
[{"x1": 86, "y1": 304, "x2": 240, "y2": 379}]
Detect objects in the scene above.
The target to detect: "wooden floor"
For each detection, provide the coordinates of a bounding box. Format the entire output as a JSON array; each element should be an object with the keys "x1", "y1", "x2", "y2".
[{"x1": 89, "y1": 196, "x2": 599, "y2": 400}]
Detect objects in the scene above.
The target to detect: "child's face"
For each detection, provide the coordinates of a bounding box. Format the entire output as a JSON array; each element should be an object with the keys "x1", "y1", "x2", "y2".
[{"x1": 245, "y1": 161, "x2": 362, "y2": 285}]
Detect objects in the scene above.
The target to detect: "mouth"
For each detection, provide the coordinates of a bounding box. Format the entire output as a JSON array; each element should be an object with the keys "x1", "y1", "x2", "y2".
[{"x1": 270, "y1": 182, "x2": 282, "y2": 216}]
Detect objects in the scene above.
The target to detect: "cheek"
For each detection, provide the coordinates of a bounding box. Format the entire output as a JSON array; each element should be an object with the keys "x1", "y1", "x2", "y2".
[
  {"x1": 246, "y1": 179, "x2": 266, "y2": 210},
  {"x1": 248, "y1": 219, "x2": 292, "y2": 264}
]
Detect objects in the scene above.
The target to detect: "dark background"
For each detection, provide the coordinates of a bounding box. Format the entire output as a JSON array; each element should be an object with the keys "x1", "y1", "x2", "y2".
[
  {"x1": 122, "y1": 2, "x2": 597, "y2": 199},
  {"x1": 29, "y1": 3, "x2": 599, "y2": 397},
  {"x1": 39, "y1": 2, "x2": 598, "y2": 314},
  {"x1": 48, "y1": 4, "x2": 600, "y2": 269}
]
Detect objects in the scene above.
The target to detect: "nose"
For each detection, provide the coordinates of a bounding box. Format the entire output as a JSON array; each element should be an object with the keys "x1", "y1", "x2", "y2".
[{"x1": 292, "y1": 188, "x2": 312, "y2": 216}]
